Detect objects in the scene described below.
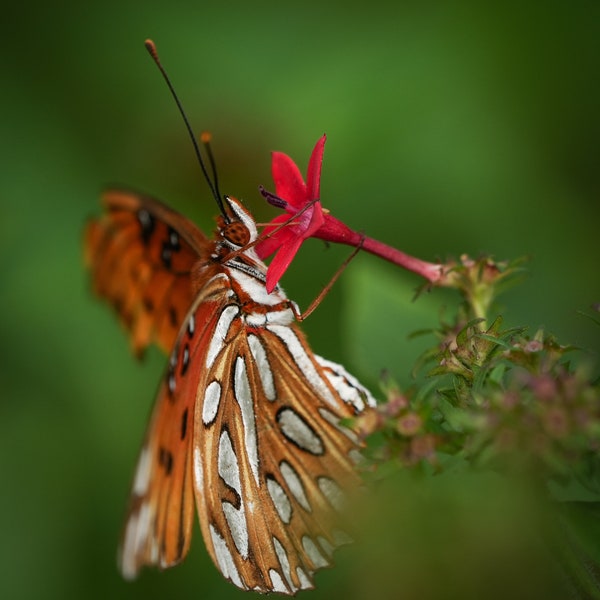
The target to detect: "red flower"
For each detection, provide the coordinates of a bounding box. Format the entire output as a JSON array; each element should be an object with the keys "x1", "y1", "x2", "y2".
[
  {"x1": 256, "y1": 135, "x2": 443, "y2": 292},
  {"x1": 255, "y1": 136, "x2": 327, "y2": 292}
]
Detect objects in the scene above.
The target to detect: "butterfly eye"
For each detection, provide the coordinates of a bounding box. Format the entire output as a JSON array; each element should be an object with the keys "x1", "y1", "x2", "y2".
[{"x1": 222, "y1": 222, "x2": 250, "y2": 247}]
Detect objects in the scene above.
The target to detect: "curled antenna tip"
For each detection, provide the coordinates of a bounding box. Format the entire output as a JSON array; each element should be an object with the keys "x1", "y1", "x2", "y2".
[
  {"x1": 144, "y1": 39, "x2": 159, "y2": 60},
  {"x1": 201, "y1": 131, "x2": 212, "y2": 143}
]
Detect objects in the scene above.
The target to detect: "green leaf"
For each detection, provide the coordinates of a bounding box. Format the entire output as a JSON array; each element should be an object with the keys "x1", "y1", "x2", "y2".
[{"x1": 489, "y1": 362, "x2": 507, "y2": 385}]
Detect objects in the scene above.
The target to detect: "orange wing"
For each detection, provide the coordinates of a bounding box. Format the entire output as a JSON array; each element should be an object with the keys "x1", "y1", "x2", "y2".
[
  {"x1": 84, "y1": 189, "x2": 210, "y2": 356},
  {"x1": 194, "y1": 322, "x2": 370, "y2": 594},
  {"x1": 191, "y1": 308, "x2": 374, "y2": 593},
  {"x1": 119, "y1": 274, "x2": 231, "y2": 577},
  {"x1": 119, "y1": 271, "x2": 375, "y2": 593},
  {"x1": 88, "y1": 191, "x2": 376, "y2": 593}
]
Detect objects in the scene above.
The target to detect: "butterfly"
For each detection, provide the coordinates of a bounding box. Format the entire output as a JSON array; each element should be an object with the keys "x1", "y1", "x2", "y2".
[{"x1": 84, "y1": 186, "x2": 376, "y2": 593}]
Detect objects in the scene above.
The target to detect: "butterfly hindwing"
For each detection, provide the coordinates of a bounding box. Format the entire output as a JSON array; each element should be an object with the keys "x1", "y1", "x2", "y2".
[{"x1": 191, "y1": 301, "x2": 373, "y2": 593}]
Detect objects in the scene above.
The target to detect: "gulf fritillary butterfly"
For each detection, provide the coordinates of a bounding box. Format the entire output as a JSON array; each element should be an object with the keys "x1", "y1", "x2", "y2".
[
  {"x1": 85, "y1": 190, "x2": 375, "y2": 593},
  {"x1": 84, "y1": 41, "x2": 376, "y2": 594}
]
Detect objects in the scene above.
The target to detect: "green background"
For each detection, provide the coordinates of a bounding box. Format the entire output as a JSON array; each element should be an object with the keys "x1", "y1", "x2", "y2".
[{"x1": 2, "y1": 1, "x2": 599, "y2": 599}]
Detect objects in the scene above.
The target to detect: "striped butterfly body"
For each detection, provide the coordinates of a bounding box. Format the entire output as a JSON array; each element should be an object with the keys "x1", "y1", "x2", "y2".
[{"x1": 85, "y1": 188, "x2": 375, "y2": 594}]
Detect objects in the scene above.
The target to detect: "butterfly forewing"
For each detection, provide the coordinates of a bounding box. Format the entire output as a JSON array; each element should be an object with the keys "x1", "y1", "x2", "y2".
[
  {"x1": 85, "y1": 189, "x2": 209, "y2": 356},
  {"x1": 86, "y1": 192, "x2": 376, "y2": 594}
]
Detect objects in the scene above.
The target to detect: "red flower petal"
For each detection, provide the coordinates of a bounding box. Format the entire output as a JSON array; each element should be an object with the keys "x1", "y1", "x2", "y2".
[
  {"x1": 271, "y1": 152, "x2": 308, "y2": 208},
  {"x1": 265, "y1": 235, "x2": 305, "y2": 293},
  {"x1": 306, "y1": 134, "x2": 326, "y2": 200},
  {"x1": 255, "y1": 214, "x2": 293, "y2": 258}
]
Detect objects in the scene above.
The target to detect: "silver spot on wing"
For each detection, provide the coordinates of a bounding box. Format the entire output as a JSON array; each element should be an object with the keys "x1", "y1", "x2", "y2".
[
  {"x1": 277, "y1": 408, "x2": 324, "y2": 455},
  {"x1": 279, "y1": 460, "x2": 311, "y2": 512},
  {"x1": 206, "y1": 305, "x2": 239, "y2": 369},
  {"x1": 301, "y1": 536, "x2": 329, "y2": 569},
  {"x1": 317, "y1": 476, "x2": 346, "y2": 511},
  {"x1": 273, "y1": 537, "x2": 296, "y2": 593},
  {"x1": 209, "y1": 524, "x2": 245, "y2": 589},
  {"x1": 247, "y1": 334, "x2": 276, "y2": 401},
  {"x1": 201, "y1": 380, "x2": 221, "y2": 425},
  {"x1": 267, "y1": 477, "x2": 292, "y2": 524},
  {"x1": 233, "y1": 356, "x2": 259, "y2": 485}
]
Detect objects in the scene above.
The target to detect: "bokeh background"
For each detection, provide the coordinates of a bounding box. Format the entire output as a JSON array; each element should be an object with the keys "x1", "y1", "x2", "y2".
[{"x1": 2, "y1": 2, "x2": 599, "y2": 599}]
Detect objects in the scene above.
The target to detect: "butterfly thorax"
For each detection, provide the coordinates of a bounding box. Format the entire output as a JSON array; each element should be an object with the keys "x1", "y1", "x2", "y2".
[{"x1": 197, "y1": 196, "x2": 296, "y2": 326}]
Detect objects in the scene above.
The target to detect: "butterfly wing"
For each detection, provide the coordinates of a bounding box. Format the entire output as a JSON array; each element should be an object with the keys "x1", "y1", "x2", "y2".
[
  {"x1": 90, "y1": 191, "x2": 375, "y2": 592},
  {"x1": 192, "y1": 305, "x2": 375, "y2": 593},
  {"x1": 119, "y1": 273, "x2": 230, "y2": 577},
  {"x1": 84, "y1": 189, "x2": 210, "y2": 356}
]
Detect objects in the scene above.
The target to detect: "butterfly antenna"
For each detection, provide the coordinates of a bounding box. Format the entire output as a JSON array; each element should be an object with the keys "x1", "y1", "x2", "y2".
[
  {"x1": 201, "y1": 131, "x2": 223, "y2": 203},
  {"x1": 144, "y1": 39, "x2": 228, "y2": 219}
]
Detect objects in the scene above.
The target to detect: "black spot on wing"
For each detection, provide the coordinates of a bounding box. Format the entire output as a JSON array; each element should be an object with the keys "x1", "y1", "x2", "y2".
[
  {"x1": 158, "y1": 446, "x2": 173, "y2": 475},
  {"x1": 137, "y1": 208, "x2": 155, "y2": 245},
  {"x1": 181, "y1": 407, "x2": 188, "y2": 441},
  {"x1": 169, "y1": 306, "x2": 178, "y2": 328}
]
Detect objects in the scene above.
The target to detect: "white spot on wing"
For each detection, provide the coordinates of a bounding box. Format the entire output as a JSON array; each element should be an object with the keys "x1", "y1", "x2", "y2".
[
  {"x1": 234, "y1": 356, "x2": 259, "y2": 485},
  {"x1": 302, "y1": 536, "x2": 329, "y2": 569},
  {"x1": 317, "y1": 536, "x2": 334, "y2": 557},
  {"x1": 206, "y1": 305, "x2": 239, "y2": 369},
  {"x1": 135, "y1": 503, "x2": 151, "y2": 555},
  {"x1": 120, "y1": 499, "x2": 154, "y2": 579},
  {"x1": 222, "y1": 501, "x2": 249, "y2": 558},
  {"x1": 218, "y1": 430, "x2": 249, "y2": 558},
  {"x1": 268, "y1": 569, "x2": 288, "y2": 593},
  {"x1": 132, "y1": 446, "x2": 151, "y2": 495},
  {"x1": 267, "y1": 477, "x2": 292, "y2": 524},
  {"x1": 120, "y1": 512, "x2": 139, "y2": 579},
  {"x1": 209, "y1": 524, "x2": 245, "y2": 589},
  {"x1": 202, "y1": 380, "x2": 221, "y2": 425},
  {"x1": 280, "y1": 461, "x2": 311, "y2": 512},
  {"x1": 187, "y1": 313, "x2": 195, "y2": 337},
  {"x1": 296, "y1": 567, "x2": 313, "y2": 590},
  {"x1": 315, "y1": 355, "x2": 377, "y2": 411},
  {"x1": 318, "y1": 476, "x2": 345, "y2": 511},
  {"x1": 277, "y1": 408, "x2": 324, "y2": 455},
  {"x1": 273, "y1": 537, "x2": 296, "y2": 592},
  {"x1": 193, "y1": 446, "x2": 204, "y2": 490},
  {"x1": 218, "y1": 430, "x2": 241, "y2": 495},
  {"x1": 267, "y1": 325, "x2": 336, "y2": 408},
  {"x1": 247, "y1": 334, "x2": 276, "y2": 401}
]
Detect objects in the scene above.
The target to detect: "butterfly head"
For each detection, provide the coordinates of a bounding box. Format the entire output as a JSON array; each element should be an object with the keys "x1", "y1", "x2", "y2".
[
  {"x1": 213, "y1": 195, "x2": 286, "y2": 299},
  {"x1": 217, "y1": 196, "x2": 259, "y2": 250}
]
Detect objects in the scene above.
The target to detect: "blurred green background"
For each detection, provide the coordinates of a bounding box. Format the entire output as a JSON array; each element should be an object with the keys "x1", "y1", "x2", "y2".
[{"x1": 2, "y1": 1, "x2": 599, "y2": 599}]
